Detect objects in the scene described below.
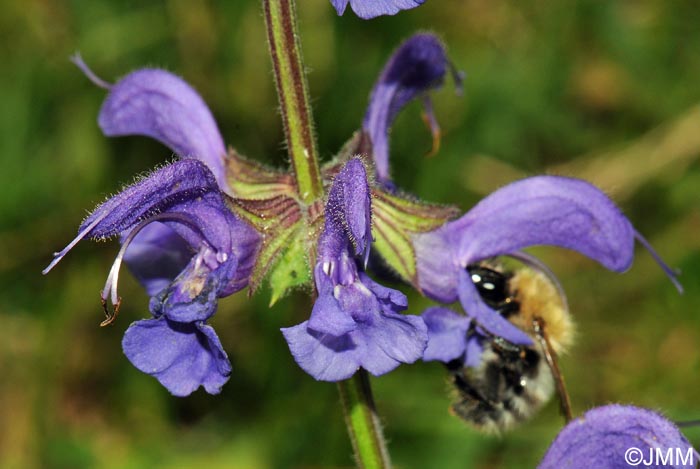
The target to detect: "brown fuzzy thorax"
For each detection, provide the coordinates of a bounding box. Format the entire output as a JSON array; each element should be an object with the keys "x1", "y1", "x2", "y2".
[{"x1": 508, "y1": 269, "x2": 574, "y2": 354}]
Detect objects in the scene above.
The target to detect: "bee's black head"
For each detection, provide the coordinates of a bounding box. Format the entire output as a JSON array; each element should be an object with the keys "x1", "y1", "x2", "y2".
[{"x1": 466, "y1": 265, "x2": 519, "y2": 318}]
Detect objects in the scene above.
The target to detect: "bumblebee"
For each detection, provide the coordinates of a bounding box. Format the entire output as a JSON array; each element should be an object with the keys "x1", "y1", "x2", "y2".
[{"x1": 447, "y1": 264, "x2": 574, "y2": 434}]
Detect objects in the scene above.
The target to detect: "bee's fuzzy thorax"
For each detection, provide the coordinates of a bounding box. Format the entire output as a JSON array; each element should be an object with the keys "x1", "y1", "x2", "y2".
[{"x1": 509, "y1": 269, "x2": 574, "y2": 354}]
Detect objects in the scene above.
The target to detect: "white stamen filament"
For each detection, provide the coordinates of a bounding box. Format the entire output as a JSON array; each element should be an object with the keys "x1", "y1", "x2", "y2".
[{"x1": 100, "y1": 212, "x2": 209, "y2": 308}]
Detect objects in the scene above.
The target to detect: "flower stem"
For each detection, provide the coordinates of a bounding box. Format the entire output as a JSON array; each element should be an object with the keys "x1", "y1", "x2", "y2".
[
  {"x1": 262, "y1": 0, "x2": 323, "y2": 204},
  {"x1": 338, "y1": 370, "x2": 392, "y2": 469}
]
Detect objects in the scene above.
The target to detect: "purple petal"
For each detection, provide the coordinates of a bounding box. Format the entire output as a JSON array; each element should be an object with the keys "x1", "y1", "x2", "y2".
[
  {"x1": 332, "y1": 0, "x2": 426, "y2": 19},
  {"x1": 454, "y1": 176, "x2": 635, "y2": 267},
  {"x1": 464, "y1": 334, "x2": 483, "y2": 368},
  {"x1": 413, "y1": 227, "x2": 461, "y2": 303},
  {"x1": 539, "y1": 405, "x2": 697, "y2": 469},
  {"x1": 322, "y1": 159, "x2": 372, "y2": 261},
  {"x1": 360, "y1": 272, "x2": 408, "y2": 313},
  {"x1": 281, "y1": 322, "x2": 360, "y2": 381},
  {"x1": 364, "y1": 34, "x2": 448, "y2": 180},
  {"x1": 421, "y1": 307, "x2": 471, "y2": 362},
  {"x1": 356, "y1": 310, "x2": 427, "y2": 376},
  {"x1": 82, "y1": 160, "x2": 218, "y2": 241},
  {"x1": 98, "y1": 69, "x2": 228, "y2": 190},
  {"x1": 457, "y1": 270, "x2": 532, "y2": 345},
  {"x1": 308, "y1": 274, "x2": 358, "y2": 337},
  {"x1": 44, "y1": 160, "x2": 260, "y2": 295},
  {"x1": 43, "y1": 159, "x2": 217, "y2": 273},
  {"x1": 415, "y1": 176, "x2": 679, "y2": 303},
  {"x1": 123, "y1": 222, "x2": 192, "y2": 296},
  {"x1": 282, "y1": 310, "x2": 427, "y2": 382},
  {"x1": 122, "y1": 318, "x2": 231, "y2": 396},
  {"x1": 283, "y1": 272, "x2": 426, "y2": 381},
  {"x1": 150, "y1": 254, "x2": 238, "y2": 323}
]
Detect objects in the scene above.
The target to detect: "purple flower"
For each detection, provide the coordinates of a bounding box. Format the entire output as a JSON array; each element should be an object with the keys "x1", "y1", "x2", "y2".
[
  {"x1": 44, "y1": 159, "x2": 259, "y2": 395},
  {"x1": 45, "y1": 61, "x2": 261, "y2": 396},
  {"x1": 281, "y1": 159, "x2": 427, "y2": 381},
  {"x1": 415, "y1": 176, "x2": 681, "y2": 353},
  {"x1": 73, "y1": 57, "x2": 232, "y2": 194},
  {"x1": 539, "y1": 405, "x2": 698, "y2": 468},
  {"x1": 356, "y1": 36, "x2": 681, "y2": 374},
  {"x1": 330, "y1": 0, "x2": 425, "y2": 19},
  {"x1": 364, "y1": 33, "x2": 458, "y2": 183}
]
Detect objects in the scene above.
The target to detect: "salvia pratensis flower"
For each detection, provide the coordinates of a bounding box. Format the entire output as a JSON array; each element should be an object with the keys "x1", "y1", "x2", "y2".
[
  {"x1": 281, "y1": 159, "x2": 428, "y2": 381},
  {"x1": 349, "y1": 35, "x2": 681, "y2": 360},
  {"x1": 331, "y1": 0, "x2": 426, "y2": 20},
  {"x1": 539, "y1": 405, "x2": 698, "y2": 469},
  {"x1": 416, "y1": 175, "x2": 683, "y2": 351},
  {"x1": 363, "y1": 33, "x2": 460, "y2": 185},
  {"x1": 44, "y1": 59, "x2": 261, "y2": 396}
]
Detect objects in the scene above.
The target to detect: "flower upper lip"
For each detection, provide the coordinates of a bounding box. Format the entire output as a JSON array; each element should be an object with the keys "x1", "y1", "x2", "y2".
[{"x1": 363, "y1": 33, "x2": 459, "y2": 183}]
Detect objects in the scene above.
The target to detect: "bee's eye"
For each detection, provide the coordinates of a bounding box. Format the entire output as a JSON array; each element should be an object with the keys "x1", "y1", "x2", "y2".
[{"x1": 466, "y1": 265, "x2": 511, "y2": 307}]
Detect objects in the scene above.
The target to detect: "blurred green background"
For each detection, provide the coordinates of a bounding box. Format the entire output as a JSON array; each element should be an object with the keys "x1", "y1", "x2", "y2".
[{"x1": 1, "y1": 0, "x2": 699, "y2": 467}]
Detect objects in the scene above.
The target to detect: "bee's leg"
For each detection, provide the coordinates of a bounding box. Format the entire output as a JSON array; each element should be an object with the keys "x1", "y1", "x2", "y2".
[{"x1": 533, "y1": 316, "x2": 572, "y2": 423}]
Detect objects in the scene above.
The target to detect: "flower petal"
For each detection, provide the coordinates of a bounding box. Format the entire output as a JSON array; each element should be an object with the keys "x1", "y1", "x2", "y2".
[
  {"x1": 458, "y1": 270, "x2": 532, "y2": 345},
  {"x1": 307, "y1": 274, "x2": 358, "y2": 336},
  {"x1": 332, "y1": 0, "x2": 426, "y2": 19},
  {"x1": 359, "y1": 272, "x2": 408, "y2": 313},
  {"x1": 44, "y1": 159, "x2": 260, "y2": 295},
  {"x1": 281, "y1": 322, "x2": 360, "y2": 381},
  {"x1": 421, "y1": 306, "x2": 471, "y2": 362},
  {"x1": 464, "y1": 334, "x2": 484, "y2": 368},
  {"x1": 415, "y1": 176, "x2": 679, "y2": 302},
  {"x1": 150, "y1": 254, "x2": 238, "y2": 323},
  {"x1": 98, "y1": 69, "x2": 228, "y2": 190},
  {"x1": 364, "y1": 33, "x2": 449, "y2": 181},
  {"x1": 122, "y1": 318, "x2": 231, "y2": 396},
  {"x1": 323, "y1": 158, "x2": 372, "y2": 261},
  {"x1": 539, "y1": 405, "x2": 697, "y2": 469},
  {"x1": 123, "y1": 222, "x2": 192, "y2": 296},
  {"x1": 357, "y1": 310, "x2": 427, "y2": 376},
  {"x1": 43, "y1": 159, "x2": 216, "y2": 273},
  {"x1": 454, "y1": 176, "x2": 635, "y2": 267},
  {"x1": 87, "y1": 160, "x2": 218, "y2": 240}
]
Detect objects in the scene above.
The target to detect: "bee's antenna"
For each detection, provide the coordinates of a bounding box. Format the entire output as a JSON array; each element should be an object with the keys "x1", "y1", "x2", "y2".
[{"x1": 533, "y1": 316, "x2": 573, "y2": 423}]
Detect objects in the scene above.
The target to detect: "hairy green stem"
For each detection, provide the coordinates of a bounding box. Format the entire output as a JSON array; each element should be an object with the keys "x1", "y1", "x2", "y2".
[
  {"x1": 262, "y1": 0, "x2": 323, "y2": 204},
  {"x1": 338, "y1": 370, "x2": 392, "y2": 469}
]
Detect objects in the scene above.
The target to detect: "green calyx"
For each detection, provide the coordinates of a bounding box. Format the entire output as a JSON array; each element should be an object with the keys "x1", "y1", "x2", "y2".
[
  {"x1": 371, "y1": 187, "x2": 458, "y2": 289},
  {"x1": 225, "y1": 150, "x2": 319, "y2": 301}
]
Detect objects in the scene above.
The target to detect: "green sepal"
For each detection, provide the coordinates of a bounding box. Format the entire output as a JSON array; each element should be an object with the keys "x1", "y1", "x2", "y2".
[
  {"x1": 225, "y1": 148, "x2": 297, "y2": 200},
  {"x1": 227, "y1": 194, "x2": 304, "y2": 294},
  {"x1": 371, "y1": 188, "x2": 459, "y2": 288},
  {"x1": 268, "y1": 228, "x2": 312, "y2": 306}
]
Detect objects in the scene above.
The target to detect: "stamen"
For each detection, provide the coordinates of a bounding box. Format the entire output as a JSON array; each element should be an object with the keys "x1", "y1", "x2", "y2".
[
  {"x1": 70, "y1": 53, "x2": 112, "y2": 89},
  {"x1": 421, "y1": 96, "x2": 441, "y2": 158},
  {"x1": 634, "y1": 230, "x2": 683, "y2": 294},
  {"x1": 98, "y1": 212, "x2": 207, "y2": 327},
  {"x1": 100, "y1": 295, "x2": 121, "y2": 327}
]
